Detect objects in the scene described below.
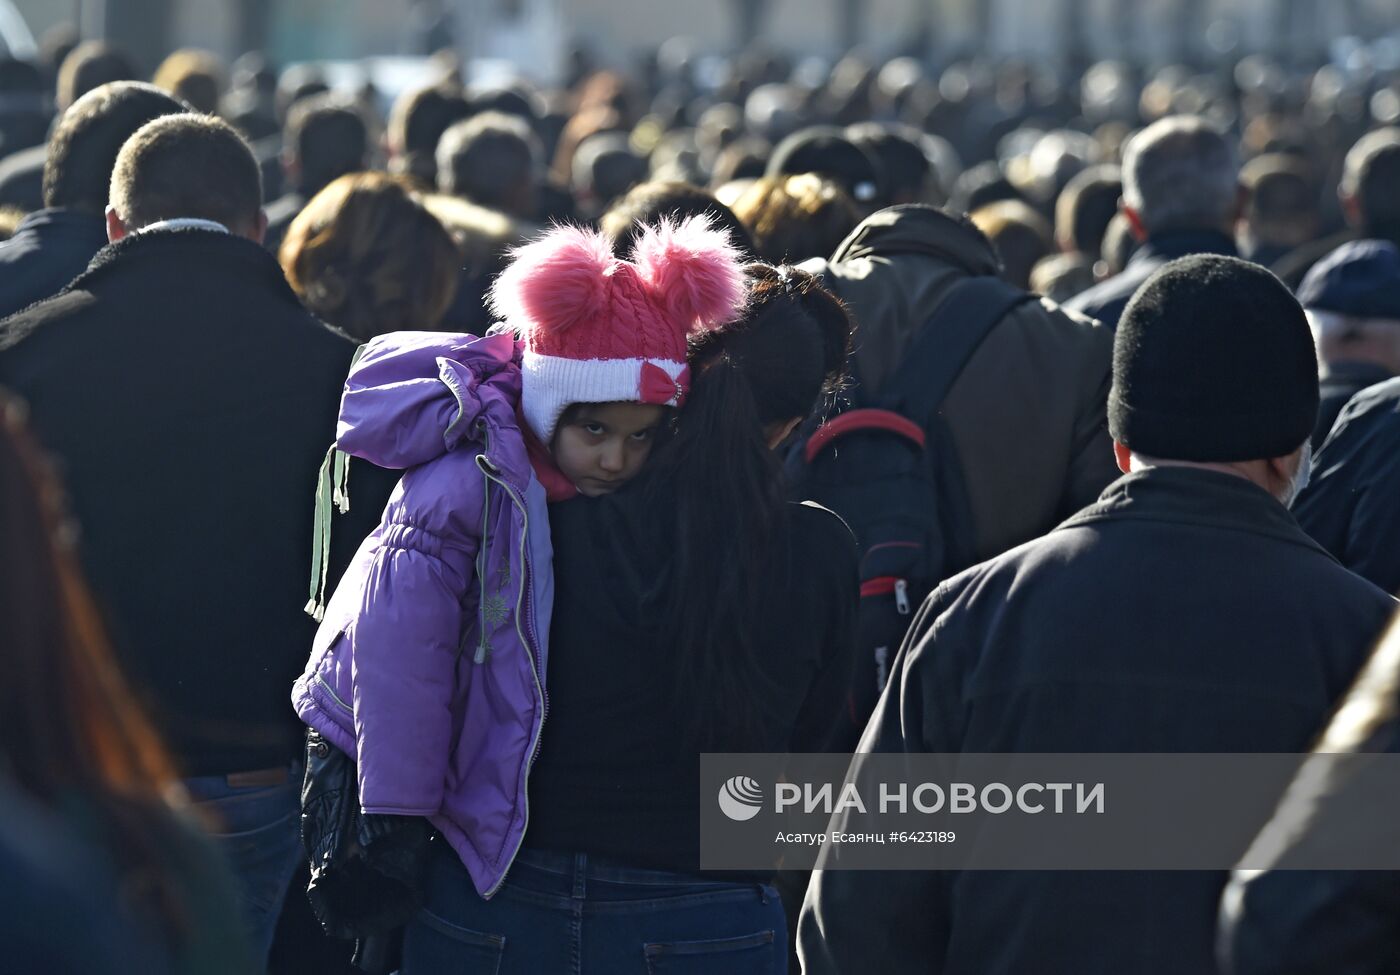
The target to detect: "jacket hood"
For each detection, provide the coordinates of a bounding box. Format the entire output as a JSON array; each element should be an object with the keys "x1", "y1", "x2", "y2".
[
  {"x1": 336, "y1": 330, "x2": 522, "y2": 469},
  {"x1": 823, "y1": 204, "x2": 1002, "y2": 276}
]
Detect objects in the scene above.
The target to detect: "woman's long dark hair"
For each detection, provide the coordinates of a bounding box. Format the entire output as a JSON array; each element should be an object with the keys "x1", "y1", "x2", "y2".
[
  {"x1": 0, "y1": 391, "x2": 191, "y2": 942},
  {"x1": 644, "y1": 264, "x2": 852, "y2": 750}
]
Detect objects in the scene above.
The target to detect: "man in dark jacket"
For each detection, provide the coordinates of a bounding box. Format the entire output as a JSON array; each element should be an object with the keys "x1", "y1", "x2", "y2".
[
  {"x1": 1295, "y1": 239, "x2": 1400, "y2": 450},
  {"x1": 0, "y1": 113, "x2": 389, "y2": 963},
  {"x1": 261, "y1": 92, "x2": 368, "y2": 256},
  {"x1": 1293, "y1": 377, "x2": 1400, "y2": 596},
  {"x1": 799, "y1": 255, "x2": 1396, "y2": 975},
  {"x1": 1065, "y1": 116, "x2": 1242, "y2": 329},
  {"x1": 802, "y1": 204, "x2": 1118, "y2": 567},
  {"x1": 0, "y1": 82, "x2": 187, "y2": 320},
  {"x1": 0, "y1": 41, "x2": 136, "y2": 213}
]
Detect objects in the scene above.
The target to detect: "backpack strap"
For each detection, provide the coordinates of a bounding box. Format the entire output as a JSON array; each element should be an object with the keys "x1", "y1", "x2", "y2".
[{"x1": 881, "y1": 275, "x2": 1035, "y2": 424}]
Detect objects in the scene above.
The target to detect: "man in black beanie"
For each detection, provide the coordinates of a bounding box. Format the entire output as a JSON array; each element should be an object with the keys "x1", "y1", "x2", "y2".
[{"x1": 800, "y1": 254, "x2": 1396, "y2": 975}]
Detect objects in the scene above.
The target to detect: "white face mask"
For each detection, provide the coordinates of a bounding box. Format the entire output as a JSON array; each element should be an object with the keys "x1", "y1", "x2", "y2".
[{"x1": 1281, "y1": 440, "x2": 1313, "y2": 508}]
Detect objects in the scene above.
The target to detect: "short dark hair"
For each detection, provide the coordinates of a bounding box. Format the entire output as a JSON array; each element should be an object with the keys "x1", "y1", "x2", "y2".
[
  {"x1": 435, "y1": 111, "x2": 539, "y2": 209},
  {"x1": 284, "y1": 94, "x2": 368, "y2": 195},
  {"x1": 110, "y1": 114, "x2": 262, "y2": 232},
  {"x1": 1242, "y1": 154, "x2": 1318, "y2": 232},
  {"x1": 1056, "y1": 164, "x2": 1122, "y2": 255},
  {"x1": 388, "y1": 84, "x2": 472, "y2": 186},
  {"x1": 1343, "y1": 129, "x2": 1400, "y2": 237},
  {"x1": 847, "y1": 123, "x2": 931, "y2": 204},
  {"x1": 950, "y1": 161, "x2": 1022, "y2": 216},
  {"x1": 55, "y1": 41, "x2": 135, "y2": 113},
  {"x1": 151, "y1": 48, "x2": 225, "y2": 115},
  {"x1": 43, "y1": 82, "x2": 190, "y2": 213},
  {"x1": 600, "y1": 180, "x2": 755, "y2": 256}
]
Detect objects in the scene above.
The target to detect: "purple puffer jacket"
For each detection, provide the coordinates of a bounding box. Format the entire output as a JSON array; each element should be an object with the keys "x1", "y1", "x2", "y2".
[{"x1": 291, "y1": 330, "x2": 553, "y2": 899}]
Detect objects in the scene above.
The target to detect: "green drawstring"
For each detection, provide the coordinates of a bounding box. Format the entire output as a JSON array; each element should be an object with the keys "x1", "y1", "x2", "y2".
[
  {"x1": 304, "y1": 444, "x2": 352, "y2": 621},
  {"x1": 306, "y1": 344, "x2": 365, "y2": 621}
]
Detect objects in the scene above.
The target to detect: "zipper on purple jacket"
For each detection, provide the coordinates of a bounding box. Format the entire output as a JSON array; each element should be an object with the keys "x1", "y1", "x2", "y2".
[{"x1": 473, "y1": 427, "x2": 549, "y2": 899}]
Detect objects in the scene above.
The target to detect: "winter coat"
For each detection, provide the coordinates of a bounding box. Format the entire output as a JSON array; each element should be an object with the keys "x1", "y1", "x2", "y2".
[
  {"x1": 1295, "y1": 377, "x2": 1400, "y2": 595},
  {"x1": 292, "y1": 330, "x2": 553, "y2": 900},
  {"x1": 1064, "y1": 228, "x2": 1239, "y2": 330},
  {"x1": 1312, "y1": 361, "x2": 1392, "y2": 451},
  {"x1": 802, "y1": 205, "x2": 1119, "y2": 566},
  {"x1": 0, "y1": 209, "x2": 110, "y2": 320},
  {"x1": 0, "y1": 227, "x2": 392, "y2": 775},
  {"x1": 800, "y1": 466, "x2": 1396, "y2": 975}
]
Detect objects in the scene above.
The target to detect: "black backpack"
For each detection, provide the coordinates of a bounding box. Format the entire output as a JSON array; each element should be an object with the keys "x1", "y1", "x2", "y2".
[{"x1": 788, "y1": 274, "x2": 1033, "y2": 746}]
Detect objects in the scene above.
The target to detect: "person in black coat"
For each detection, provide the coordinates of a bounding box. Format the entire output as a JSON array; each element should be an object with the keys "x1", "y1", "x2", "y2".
[
  {"x1": 799, "y1": 255, "x2": 1397, "y2": 975},
  {"x1": 0, "y1": 82, "x2": 187, "y2": 320},
  {"x1": 1065, "y1": 116, "x2": 1242, "y2": 329},
  {"x1": 1292, "y1": 239, "x2": 1400, "y2": 451},
  {"x1": 1293, "y1": 377, "x2": 1400, "y2": 596},
  {"x1": 0, "y1": 113, "x2": 392, "y2": 964}
]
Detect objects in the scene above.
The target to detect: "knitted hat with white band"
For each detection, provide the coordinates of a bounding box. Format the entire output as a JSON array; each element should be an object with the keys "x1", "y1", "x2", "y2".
[{"x1": 489, "y1": 215, "x2": 747, "y2": 443}]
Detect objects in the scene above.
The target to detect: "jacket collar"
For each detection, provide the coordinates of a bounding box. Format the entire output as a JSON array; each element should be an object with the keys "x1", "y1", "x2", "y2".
[
  {"x1": 1058, "y1": 465, "x2": 1336, "y2": 560},
  {"x1": 826, "y1": 204, "x2": 1003, "y2": 277},
  {"x1": 67, "y1": 226, "x2": 304, "y2": 309},
  {"x1": 1129, "y1": 229, "x2": 1238, "y2": 269}
]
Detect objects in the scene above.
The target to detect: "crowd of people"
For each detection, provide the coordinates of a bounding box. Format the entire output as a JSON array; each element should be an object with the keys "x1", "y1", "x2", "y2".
[{"x1": 3, "y1": 21, "x2": 1400, "y2": 975}]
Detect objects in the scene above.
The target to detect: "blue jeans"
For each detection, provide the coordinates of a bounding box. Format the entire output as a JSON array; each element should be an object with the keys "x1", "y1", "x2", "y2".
[
  {"x1": 184, "y1": 766, "x2": 303, "y2": 966},
  {"x1": 402, "y1": 845, "x2": 787, "y2": 974}
]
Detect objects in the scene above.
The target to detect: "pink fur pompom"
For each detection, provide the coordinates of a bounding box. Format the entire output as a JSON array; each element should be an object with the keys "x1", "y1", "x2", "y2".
[
  {"x1": 488, "y1": 224, "x2": 616, "y2": 337},
  {"x1": 630, "y1": 215, "x2": 747, "y2": 333}
]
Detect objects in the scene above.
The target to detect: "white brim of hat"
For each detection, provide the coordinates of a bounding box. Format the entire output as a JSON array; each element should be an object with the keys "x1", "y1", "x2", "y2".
[{"x1": 521, "y1": 351, "x2": 687, "y2": 444}]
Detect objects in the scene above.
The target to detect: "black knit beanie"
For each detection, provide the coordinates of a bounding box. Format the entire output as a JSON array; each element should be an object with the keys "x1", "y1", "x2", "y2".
[{"x1": 1108, "y1": 254, "x2": 1319, "y2": 462}]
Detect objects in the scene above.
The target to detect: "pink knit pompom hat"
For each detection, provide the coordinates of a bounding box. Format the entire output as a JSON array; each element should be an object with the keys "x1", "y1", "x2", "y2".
[{"x1": 488, "y1": 214, "x2": 747, "y2": 443}]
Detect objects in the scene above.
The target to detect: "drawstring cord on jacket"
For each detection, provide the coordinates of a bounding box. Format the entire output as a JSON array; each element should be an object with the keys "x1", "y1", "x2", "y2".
[
  {"x1": 304, "y1": 444, "x2": 351, "y2": 621},
  {"x1": 304, "y1": 344, "x2": 366, "y2": 622}
]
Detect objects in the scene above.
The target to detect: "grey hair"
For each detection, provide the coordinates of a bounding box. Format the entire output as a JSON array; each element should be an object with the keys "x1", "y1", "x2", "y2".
[{"x1": 1122, "y1": 116, "x2": 1239, "y2": 235}]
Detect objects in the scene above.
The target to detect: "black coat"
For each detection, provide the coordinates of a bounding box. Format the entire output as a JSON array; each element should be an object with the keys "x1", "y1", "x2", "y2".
[
  {"x1": 0, "y1": 209, "x2": 110, "y2": 320},
  {"x1": 800, "y1": 467, "x2": 1395, "y2": 975},
  {"x1": 1294, "y1": 377, "x2": 1400, "y2": 596},
  {"x1": 0, "y1": 228, "x2": 393, "y2": 776},
  {"x1": 1065, "y1": 229, "x2": 1239, "y2": 329},
  {"x1": 1312, "y1": 361, "x2": 1393, "y2": 452}
]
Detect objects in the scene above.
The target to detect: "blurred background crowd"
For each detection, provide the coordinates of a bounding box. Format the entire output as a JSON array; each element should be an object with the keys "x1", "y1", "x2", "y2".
[{"x1": 1, "y1": 0, "x2": 1400, "y2": 336}]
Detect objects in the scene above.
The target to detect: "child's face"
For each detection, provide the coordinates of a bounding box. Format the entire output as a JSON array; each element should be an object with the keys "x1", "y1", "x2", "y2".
[{"x1": 550, "y1": 402, "x2": 666, "y2": 497}]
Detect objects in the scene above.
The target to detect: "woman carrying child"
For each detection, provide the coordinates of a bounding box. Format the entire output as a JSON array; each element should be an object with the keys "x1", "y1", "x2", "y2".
[
  {"x1": 292, "y1": 215, "x2": 748, "y2": 912},
  {"x1": 401, "y1": 262, "x2": 860, "y2": 973}
]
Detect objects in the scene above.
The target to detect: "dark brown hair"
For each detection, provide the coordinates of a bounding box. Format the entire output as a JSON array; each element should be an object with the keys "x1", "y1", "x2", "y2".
[
  {"x1": 281, "y1": 172, "x2": 461, "y2": 341},
  {"x1": 43, "y1": 81, "x2": 189, "y2": 214},
  {"x1": 645, "y1": 263, "x2": 852, "y2": 749}
]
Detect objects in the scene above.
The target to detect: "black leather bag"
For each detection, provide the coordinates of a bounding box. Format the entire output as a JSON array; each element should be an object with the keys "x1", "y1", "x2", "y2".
[{"x1": 300, "y1": 729, "x2": 433, "y2": 973}]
